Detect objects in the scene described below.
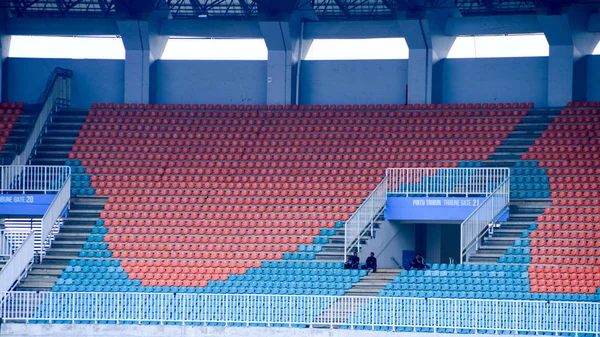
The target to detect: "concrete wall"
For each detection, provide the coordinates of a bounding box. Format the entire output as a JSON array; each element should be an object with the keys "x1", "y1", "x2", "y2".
[
  {"x1": 588, "y1": 55, "x2": 600, "y2": 102},
  {"x1": 358, "y1": 221, "x2": 415, "y2": 269},
  {"x1": 152, "y1": 60, "x2": 267, "y2": 105},
  {"x1": 300, "y1": 60, "x2": 408, "y2": 105},
  {"x1": 441, "y1": 57, "x2": 548, "y2": 106},
  {"x1": 6, "y1": 58, "x2": 124, "y2": 109},
  {"x1": 425, "y1": 224, "x2": 461, "y2": 265}
]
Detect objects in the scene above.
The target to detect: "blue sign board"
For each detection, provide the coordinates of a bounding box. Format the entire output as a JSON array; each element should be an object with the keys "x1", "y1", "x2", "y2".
[
  {"x1": 0, "y1": 194, "x2": 56, "y2": 215},
  {"x1": 385, "y1": 197, "x2": 487, "y2": 221}
]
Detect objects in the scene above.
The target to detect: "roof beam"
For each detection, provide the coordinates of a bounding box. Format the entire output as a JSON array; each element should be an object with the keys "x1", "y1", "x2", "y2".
[
  {"x1": 189, "y1": 0, "x2": 209, "y2": 16},
  {"x1": 381, "y1": 0, "x2": 398, "y2": 18},
  {"x1": 238, "y1": 0, "x2": 252, "y2": 18},
  {"x1": 333, "y1": 0, "x2": 351, "y2": 18},
  {"x1": 5, "y1": 16, "x2": 119, "y2": 34}
]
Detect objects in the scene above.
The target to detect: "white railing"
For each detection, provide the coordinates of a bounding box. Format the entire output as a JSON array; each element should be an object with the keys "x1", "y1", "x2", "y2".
[
  {"x1": 460, "y1": 177, "x2": 510, "y2": 263},
  {"x1": 344, "y1": 177, "x2": 387, "y2": 257},
  {"x1": 0, "y1": 165, "x2": 71, "y2": 194},
  {"x1": 11, "y1": 76, "x2": 71, "y2": 166},
  {"x1": 386, "y1": 168, "x2": 510, "y2": 197},
  {"x1": 0, "y1": 233, "x2": 35, "y2": 295},
  {"x1": 0, "y1": 229, "x2": 12, "y2": 258},
  {"x1": 39, "y1": 176, "x2": 71, "y2": 259},
  {"x1": 0, "y1": 292, "x2": 598, "y2": 335}
]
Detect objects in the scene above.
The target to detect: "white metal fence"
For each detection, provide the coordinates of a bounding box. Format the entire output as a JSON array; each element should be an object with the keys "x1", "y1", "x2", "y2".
[
  {"x1": 0, "y1": 229, "x2": 13, "y2": 258},
  {"x1": 386, "y1": 168, "x2": 510, "y2": 197},
  {"x1": 344, "y1": 177, "x2": 387, "y2": 257},
  {"x1": 460, "y1": 177, "x2": 510, "y2": 263},
  {"x1": 0, "y1": 233, "x2": 35, "y2": 295},
  {"x1": 12, "y1": 76, "x2": 70, "y2": 166},
  {"x1": 0, "y1": 292, "x2": 598, "y2": 335},
  {"x1": 39, "y1": 176, "x2": 71, "y2": 260},
  {"x1": 0, "y1": 165, "x2": 71, "y2": 194}
]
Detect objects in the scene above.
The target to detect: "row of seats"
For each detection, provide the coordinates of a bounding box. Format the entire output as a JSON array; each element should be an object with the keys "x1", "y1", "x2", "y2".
[
  {"x1": 533, "y1": 223, "x2": 600, "y2": 231},
  {"x1": 72, "y1": 144, "x2": 498, "y2": 154},
  {"x1": 104, "y1": 203, "x2": 357, "y2": 214},
  {"x1": 98, "y1": 211, "x2": 348, "y2": 221},
  {"x1": 82, "y1": 123, "x2": 518, "y2": 133},
  {"x1": 101, "y1": 197, "x2": 363, "y2": 207},
  {"x1": 509, "y1": 247, "x2": 600, "y2": 256},
  {"x1": 536, "y1": 160, "x2": 600, "y2": 168},
  {"x1": 83, "y1": 116, "x2": 523, "y2": 127},
  {"x1": 90, "y1": 102, "x2": 534, "y2": 110},
  {"x1": 534, "y1": 138, "x2": 599, "y2": 146},
  {"x1": 75, "y1": 138, "x2": 503, "y2": 148},
  {"x1": 76, "y1": 159, "x2": 459, "y2": 170},
  {"x1": 100, "y1": 221, "x2": 337, "y2": 232}
]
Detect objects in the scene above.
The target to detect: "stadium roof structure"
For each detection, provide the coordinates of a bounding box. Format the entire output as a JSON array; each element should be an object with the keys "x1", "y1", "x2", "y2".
[{"x1": 2, "y1": 0, "x2": 585, "y2": 20}]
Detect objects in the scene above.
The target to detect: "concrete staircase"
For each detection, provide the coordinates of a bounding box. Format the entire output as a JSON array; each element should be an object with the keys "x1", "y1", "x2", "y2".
[
  {"x1": 467, "y1": 199, "x2": 549, "y2": 263},
  {"x1": 466, "y1": 108, "x2": 558, "y2": 264},
  {"x1": 313, "y1": 268, "x2": 400, "y2": 327},
  {"x1": 316, "y1": 213, "x2": 384, "y2": 262},
  {"x1": 344, "y1": 268, "x2": 400, "y2": 296},
  {"x1": 28, "y1": 108, "x2": 88, "y2": 166},
  {"x1": 14, "y1": 196, "x2": 105, "y2": 291},
  {"x1": 12, "y1": 108, "x2": 103, "y2": 291},
  {"x1": 481, "y1": 108, "x2": 559, "y2": 168}
]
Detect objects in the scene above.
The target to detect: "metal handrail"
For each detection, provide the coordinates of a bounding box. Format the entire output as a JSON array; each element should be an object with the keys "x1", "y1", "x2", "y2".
[
  {"x1": 386, "y1": 167, "x2": 510, "y2": 197},
  {"x1": 460, "y1": 177, "x2": 510, "y2": 263},
  {"x1": 38, "y1": 176, "x2": 71, "y2": 260},
  {"x1": 344, "y1": 177, "x2": 387, "y2": 257},
  {"x1": 0, "y1": 291, "x2": 597, "y2": 334},
  {"x1": 0, "y1": 165, "x2": 71, "y2": 194},
  {"x1": 0, "y1": 233, "x2": 35, "y2": 296},
  {"x1": 12, "y1": 73, "x2": 71, "y2": 166},
  {"x1": 0, "y1": 229, "x2": 12, "y2": 258}
]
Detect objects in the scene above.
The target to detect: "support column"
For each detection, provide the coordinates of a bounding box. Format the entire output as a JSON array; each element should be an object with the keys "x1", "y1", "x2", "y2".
[
  {"x1": 569, "y1": 6, "x2": 600, "y2": 102},
  {"x1": 401, "y1": 15, "x2": 455, "y2": 105},
  {"x1": 0, "y1": 35, "x2": 10, "y2": 102},
  {"x1": 539, "y1": 14, "x2": 574, "y2": 107},
  {"x1": 0, "y1": 2, "x2": 11, "y2": 102},
  {"x1": 117, "y1": 18, "x2": 167, "y2": 105},
  {"x1": 259, "y1": 20, "x2": 301, "y2": 106}
]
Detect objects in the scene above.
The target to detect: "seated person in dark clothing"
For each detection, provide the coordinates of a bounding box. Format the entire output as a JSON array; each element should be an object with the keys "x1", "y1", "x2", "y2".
[
  {"x1": 410, "y1": 254, "x2": 430, "y2": 270},
  {"x1": 363, "y1": 252, "x2": 377, "y2": 273},
  {"x1": 344, "y1": 252, "x2": 360, "y2": 269}
]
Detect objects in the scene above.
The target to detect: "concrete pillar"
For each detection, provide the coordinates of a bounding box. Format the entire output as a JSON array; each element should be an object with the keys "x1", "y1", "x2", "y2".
[
  {"x1": 539, "y1": 14, "x2": 574, "y2": 107},
  {"x1": 0, "y1": 3, "x2": 11, "y2": 102},
  {"x1": 259, "y1": 21, "x2": 301, "y2": 106},
  {"x1": 569, "y1": 6, "x2": 600, "y2": 102},
  {"x1": 401, "y1": 16, "x2": 455, "y2": 105},
  {"x1": 0, "y1": 35, "x2": 10, "y2": 102},
  {"x1": 117, "y1": 19, "x2": 167, "y2": 104}
]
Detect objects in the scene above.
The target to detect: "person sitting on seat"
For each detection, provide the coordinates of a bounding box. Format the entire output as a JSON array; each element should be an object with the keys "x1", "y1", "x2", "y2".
[
  {"x1": 344, "y1": 252, "x2": 360, "y2": 269},
  {"x1": 363, "y1": 252, "x2": 377, "y2": 273},
  {"x1": 410, "y1": 254, "x2": 430, "y2": 270}
]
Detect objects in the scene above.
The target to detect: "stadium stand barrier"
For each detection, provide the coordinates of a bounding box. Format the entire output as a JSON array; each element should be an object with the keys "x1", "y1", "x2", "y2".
[
  {"x1": 38, "y1": 174, "x2": 71, "y2": 258},
  {"x1": 0, "y1": 291, "x2": 598, "y2": 335},
  {"x1": 11, "y1": 69, "x2": 71, "y2": 166},
  {"x1": 344, "y1": 177, "x2": 387, "y2": 256},
  {"x1": 386, "y1": 167, "x2": 509, "y2": 197},
  {"x1": 0, "y1": 165, "x2": 71, "y2": 254},
  {"x1": 0, "y1": 165, "x2": 71, "y2": 193},
  {"x1": 0, "y1": 233, "x2": 35, "y2": 294},
  {"x1": 0, "y1": 229, "x2": 12, "y2": 258},
  {"x1": 460, "y1": 177, "x2": 510, "y2": 263}
]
